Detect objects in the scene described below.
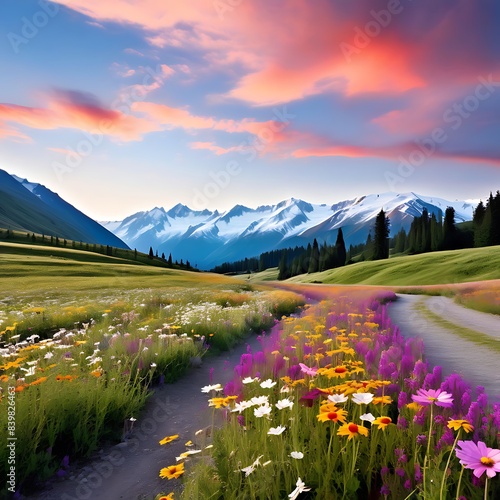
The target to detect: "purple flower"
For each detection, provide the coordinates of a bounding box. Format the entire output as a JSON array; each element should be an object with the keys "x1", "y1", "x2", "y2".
[
  {"x1": 395, "y1": 467, "x2": 405, "y2": 477},
  {"x1": 380, "y1": 466, "x2": 390, "y2": 476},
  {"x1": 455, "y1": 440, "x2": 500, "y2": 478},
  {"x1": 398, "y1": 391, "x2": 408, "y2": 410},
  {"x1": 414, "y1": 463, "x2": 422, "y2": 483},
  {"x1": 416, "y1": 434, "x2": 427, "y2": 445},
  {"x1": 404, "y1": 479, "x2": 412, "y2": 490},
  {"x1": 380, "y1": 484, "x2": 391, "y2": 496},
  {"x1": 397, "y1": 416, "x2": 408, "y2": 430},
  {"x1": 412, "y1": 388, "x2": 453, "y2": 408}
]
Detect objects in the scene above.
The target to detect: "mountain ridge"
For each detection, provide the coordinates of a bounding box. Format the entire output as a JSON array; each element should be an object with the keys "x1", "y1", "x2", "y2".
[
  {"x1": 0, "y1": 169, "x2": 129, "y2": 249},
  {"x1": 102, "y1": 192, "x2": 476, "y2": 269}
]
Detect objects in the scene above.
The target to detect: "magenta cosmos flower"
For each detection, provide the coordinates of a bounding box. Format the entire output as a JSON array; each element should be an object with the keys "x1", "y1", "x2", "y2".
[
  {"x1": 411, "y1": 388, "x2": 453, "y2": 408},
  {"x1": 455, "y1": 440, "x2": 500, "y2": 478}
]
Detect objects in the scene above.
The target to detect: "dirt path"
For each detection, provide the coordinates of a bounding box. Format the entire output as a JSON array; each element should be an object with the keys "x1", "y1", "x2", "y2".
[
  {"x1": 30, "y1": 333, "x2": 266, "y2": 500},
  {"x1": 388, "y1": 294, "x2": 500, "y2": 402}
]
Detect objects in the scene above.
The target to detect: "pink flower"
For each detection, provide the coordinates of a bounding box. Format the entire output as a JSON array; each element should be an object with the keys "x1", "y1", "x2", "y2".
[
  {"x1": 411, "y1": 388, "x2": 453, "y2": 408},
  {"x1": 455, "y1": 440, "x2": 500, "y2": 478},
  {"x1": 298, "y1": 363, "x2": 317, "y2": 377}
]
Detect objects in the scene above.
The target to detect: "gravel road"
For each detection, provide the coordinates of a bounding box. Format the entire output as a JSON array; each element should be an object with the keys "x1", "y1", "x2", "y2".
[{"x1": 388, "y1": 294, "x2": 500, "y2": 402}]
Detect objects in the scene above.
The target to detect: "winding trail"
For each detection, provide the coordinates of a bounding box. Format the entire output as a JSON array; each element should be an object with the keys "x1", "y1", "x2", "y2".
[
  {"x1": 388, "y1": 294, "x2": 500, "y2": 402},
  {"x1": 32, "y1": 333, "x2": 265, "y2": 500}
]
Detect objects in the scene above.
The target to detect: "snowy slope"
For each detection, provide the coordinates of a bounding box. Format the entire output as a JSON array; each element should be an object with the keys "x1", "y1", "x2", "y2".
[{"x1": 102, "y1": 192, "x2": 476, "y2": 269}]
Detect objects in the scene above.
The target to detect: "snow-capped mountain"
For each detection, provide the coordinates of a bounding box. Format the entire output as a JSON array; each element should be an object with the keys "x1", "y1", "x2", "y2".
[
  {"x1": 102, "y1": 192, "x2": 475, "y2": 269},
  {"x1": 0, "y1": 169, "x2": 128, "y2": 248}
]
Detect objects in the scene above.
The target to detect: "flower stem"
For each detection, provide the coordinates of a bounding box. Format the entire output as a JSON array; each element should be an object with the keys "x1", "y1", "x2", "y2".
[
  {"x1": 455, "y1": 466, "x2": 464, "y2": 500},
  {"x1": 423, "y1": 404, "x2": 434, "y2": 498},
  {"x1": 439, "y1": 429, "x2": 461, "y2": 500},
  {"x1": 484, "y1": 476, "x2": 489, "y2": 500}
]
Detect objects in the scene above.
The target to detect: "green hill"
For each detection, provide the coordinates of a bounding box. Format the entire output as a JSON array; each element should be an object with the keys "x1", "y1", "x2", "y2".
[{"x1": 285, "y1": 246, "x2": 500, "y2": 286}]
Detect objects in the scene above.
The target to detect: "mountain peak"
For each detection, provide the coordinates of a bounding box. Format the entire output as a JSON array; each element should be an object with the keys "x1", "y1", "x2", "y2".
[{"x1": 166, "y1": 203, "x2": 192, "y2": 218}]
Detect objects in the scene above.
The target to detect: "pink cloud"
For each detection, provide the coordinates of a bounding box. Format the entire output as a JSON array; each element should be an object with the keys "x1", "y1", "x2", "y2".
[
  {"x1": 190, "y1": 141, "x2": 244, "y2": 155},
  {"x1": 132, "y1": 101, "x2": 278, "y2": 136},
  {"x1": 0, "y1": 90, "x2": 159, "y2": 142}
]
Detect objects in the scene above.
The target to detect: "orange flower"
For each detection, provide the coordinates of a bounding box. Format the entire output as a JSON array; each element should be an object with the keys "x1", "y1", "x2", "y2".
[
  {"x1": 90, "y1": 370, "x2": 102, "y2": 378},
  {"x1": 30, "y1": 377, "x2": 47, "y2": 386}
]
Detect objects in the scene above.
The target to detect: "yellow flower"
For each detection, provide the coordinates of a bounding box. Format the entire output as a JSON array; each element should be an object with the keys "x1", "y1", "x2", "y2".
[
  {"x1": 372, "y1": 416, "x2": 392, "y2": 431},
  {"x1": 337, "y1": 422, "x2": 369, "y2": 440},
  {"x1": 159, "y1": 462, "x2": 185, "y2": 480},
  {"x1": 406, "y1": 402, "x2": 422, "y2": 412},
  {"x1": 317, "y1": 407, "x2": 348, "y2": 424},
  {"x1": 159, "y1": 434, "x2": 179, "y2": 446},
  {"x1": 372, "y1": 396, "x2": 392, "y2": 405},
  {"x1": 158, "y1": 493, "x2": 174, "y2": 500},
  {"x1": 448, "y1": 419, "x2": 474, "y2": 433},
  {"x1": 185, "y1": 440, "x2": 193, "y2": 447}
]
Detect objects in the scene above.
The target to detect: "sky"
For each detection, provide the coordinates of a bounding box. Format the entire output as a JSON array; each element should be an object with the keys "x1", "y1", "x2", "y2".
[{"x1": 0, "y1": 0, "x2": 499, "y2": 221}]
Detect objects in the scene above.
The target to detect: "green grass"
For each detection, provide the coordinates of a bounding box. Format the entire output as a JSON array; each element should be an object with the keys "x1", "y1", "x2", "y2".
[
  {"x1": 286, "y1": 246, "x2": 500, "y2": 286},
  {"x1": 0, "y1": 242, "x2": 243, "y2": 298},
  {"x1": 245, "y1": 267, "x2": 279, "y2": 283}
]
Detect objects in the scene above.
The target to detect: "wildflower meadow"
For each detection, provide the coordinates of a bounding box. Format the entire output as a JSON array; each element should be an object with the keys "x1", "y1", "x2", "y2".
[{"x1": 172, "y1": 288, "x2": 500, "y2": 499}]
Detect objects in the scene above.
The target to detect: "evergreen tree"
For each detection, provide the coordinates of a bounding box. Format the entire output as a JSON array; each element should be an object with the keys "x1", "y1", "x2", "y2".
[
  {"x1": 148, "y1": 246, "x2": 154, "y2": 259},
  {"x1": 168, "y1": 253, "x2": 173, "y2": 267},
  {"x1": 365, "y1": 232, "x2": 373, "y2": 260},
  {"x1": 278, "y1": 250, "x2": 289, "y2": 280},
  {"x1": 134, "y1": 248, "x2": 138, "y2": 260},
  {"x1": 372, "y1": 209, "x2": 390, "y2": 260},
  {"x1": 335, "y1": 228, "x2": 347, "y2": 267},
  {"x1": 442, "y1": 207, "x2": 457, "y2": 250},
  {"x1": 308, "y1": 238, "x2": 320, "y2": 273},
  {"x1": 394, "y1": 229, "x2": 407, "y2": 254},
  {"x1": 161, "y1": 252, "x2": 165, "y2": 261}
]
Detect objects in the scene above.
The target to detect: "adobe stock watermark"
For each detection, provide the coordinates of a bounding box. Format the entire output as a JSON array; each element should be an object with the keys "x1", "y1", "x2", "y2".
[
  {"x1": 191, "y1": 106, "x2": 295, "y2": 210},
  {"x1": 7, "y1": 0, "x2": 59, "y2": 54},
  {"x1": 385, "y1": 74, "x2": 500, "y2": 191},
  {"x1": 340, "y1": 0, "x2": 412, "y2": 62},
  {"x1": 6, "y1": 386, "x2": 17, "y2": 494},
  {"x1": 51, "y1": 64, "x2": 167, "y2": 183},
  {"x1": 213, "y1": 0, "x2": 244, "y2": 20}
]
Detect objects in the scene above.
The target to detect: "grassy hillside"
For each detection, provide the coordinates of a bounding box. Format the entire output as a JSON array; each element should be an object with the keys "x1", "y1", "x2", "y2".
[
  {"x1": 286, "y1": 246, "x2": 500, "y2": 286},
  {"x1": 0, "y1": 242, "x2": 243, "y2": 297}
]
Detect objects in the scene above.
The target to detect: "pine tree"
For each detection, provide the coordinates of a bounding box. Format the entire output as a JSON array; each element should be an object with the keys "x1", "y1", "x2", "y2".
[
  {"x1": 335, "y1": 228, "x2": 347, "y2": 267},
  {"x1": 148, "y1": 247, "x2": 154, "y2": 259},
  {"x1": 372, "y1": 209, "x2": 390, "y2": 260},
  {"x1": 442, "y1": 207, "x2": 457, "y2": 250},
  {"x1": 308, "y1": 239, "x2": 319, "y2": 273},
  {"x1": 168, "y1": 253, "x2": 173, "y2": 267},
  {"x1": 278, "y1": 250, "x2": 289, "y2": 280}
]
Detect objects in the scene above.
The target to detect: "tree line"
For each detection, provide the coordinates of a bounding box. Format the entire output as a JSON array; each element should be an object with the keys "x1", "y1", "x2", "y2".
[{"x1": 392, "y1": 191, "x2": 499, "y2": 255}]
